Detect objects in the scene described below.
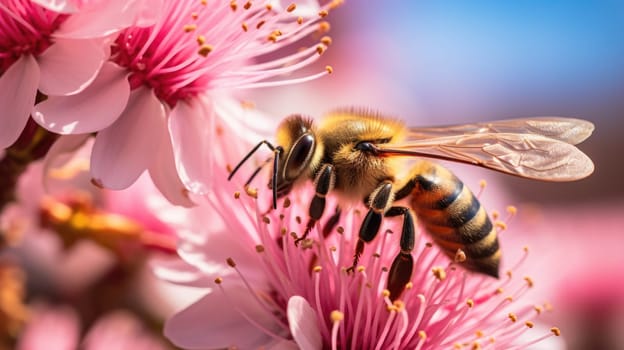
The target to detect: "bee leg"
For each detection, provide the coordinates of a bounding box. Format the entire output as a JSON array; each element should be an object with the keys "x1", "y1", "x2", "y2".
[
  {"x1": 322, "y1": 206, "x2": 342, "y2": 238},
  {"x1": 348, "y1": 181, "x2": 393, "y2": 273},
  {"x1": 295, "y1": 164, "x2": 335, "y2": 246},
  {"x1": 384, "y1": 206, "x2": 415, "y2": 301}
]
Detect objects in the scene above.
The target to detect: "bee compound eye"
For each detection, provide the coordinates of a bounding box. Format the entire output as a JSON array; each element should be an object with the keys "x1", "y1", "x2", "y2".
[{"x1": 284, "y1": 133, "x2": 315, "y2": 181}]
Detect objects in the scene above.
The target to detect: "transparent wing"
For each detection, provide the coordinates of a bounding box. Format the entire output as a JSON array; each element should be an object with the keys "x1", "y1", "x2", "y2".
[
  {"x1": 378, "y1": 132, "x2": 594, "y2": 181},
  {"x1": 408, "y1": 117, "x2": 594, "y2": 145}
]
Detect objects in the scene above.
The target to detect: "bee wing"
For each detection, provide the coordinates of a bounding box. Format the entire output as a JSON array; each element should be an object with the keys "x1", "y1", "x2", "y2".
[
  {"x1": 378, "y1": 133, "x2": 594, "y2": 181},
  {"x1": 408, "y1": 117, "x2": 594, "y2": 145}
]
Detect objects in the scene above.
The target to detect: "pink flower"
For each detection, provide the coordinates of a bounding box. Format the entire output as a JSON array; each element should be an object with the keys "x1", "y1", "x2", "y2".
[
  {"x1": 16, "y1": 306, "x2": 168, "y2": 350},
  {"x1": 0, "y1": 0, "x2": 157, "y2": 148},
  {"x1": 32, "y1": 0, "x2": 337, "y2": 200},
  {"x1": 158, "y1": 124, "x2": 564, "y2": 350},
  {"x1": 1, "y1": 143, "x2": 179, "y2": 295}
]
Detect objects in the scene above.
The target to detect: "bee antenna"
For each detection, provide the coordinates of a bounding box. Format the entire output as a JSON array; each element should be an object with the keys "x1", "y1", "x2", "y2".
[
  {"x1": 271, "y1": 146, "x2": 284, "y2": 209},
  {"x1": 244, "y1": 157, "x2": 271, "y2": 187},
  {"x1": 228, "y1": 140, "x2": 278, "y2": 181}
]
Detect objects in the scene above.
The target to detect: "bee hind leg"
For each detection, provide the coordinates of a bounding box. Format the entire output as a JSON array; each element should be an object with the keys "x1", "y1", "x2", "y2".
[{"x1": 384, "y1": 206, "x2": 415, "y2": 301}]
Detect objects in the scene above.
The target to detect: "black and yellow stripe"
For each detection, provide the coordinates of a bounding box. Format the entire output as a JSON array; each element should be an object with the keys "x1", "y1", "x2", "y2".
[{"x1": 403, "y1": 160, "x2": 500, "y2": 278}]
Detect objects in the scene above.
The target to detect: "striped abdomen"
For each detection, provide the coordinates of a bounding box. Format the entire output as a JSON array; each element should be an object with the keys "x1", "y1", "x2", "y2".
[{"x1": 408, "y1": 161, "x2": 500, "y2": 278}]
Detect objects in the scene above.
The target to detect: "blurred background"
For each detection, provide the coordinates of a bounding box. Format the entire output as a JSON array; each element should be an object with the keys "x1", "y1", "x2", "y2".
[{"x1": 2, "y1": 1, "x2": 623, "y2": 349}]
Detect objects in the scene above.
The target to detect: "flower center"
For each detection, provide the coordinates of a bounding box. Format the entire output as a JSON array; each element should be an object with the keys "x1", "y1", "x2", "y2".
[
  {"x1": 110, "y1": 0, "x2": 334, "y2": 108},
  {"x1": 0, "y1": 0, "x2": 66, "y2": 72}
]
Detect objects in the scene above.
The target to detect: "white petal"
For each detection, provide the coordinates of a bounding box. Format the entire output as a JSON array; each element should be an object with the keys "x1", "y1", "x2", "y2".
[
  {"x1": 164, "y1": 286, "x2": 282, "y2": 349},
  {"x1": 33, "y1": 62, "x2": 129, "y2": 134},
  {"x1": 287, "y1": 296, "x2": 322, "y2": 350},
  {"x1": 148, "y1": 123, "x2": 195, "y2": 207},
  {"x1": 168, "y1": 98, "x2": 214, "y2": 194},
  {"x1": 0, "y1": 55, "x2": 39, "y2": 148},
  {"x1": 90, "y1": 87, "x2": 165, "y2": 189},
  {"x1": 37, "y1": 38, "x2": 107, "y2": 95}
]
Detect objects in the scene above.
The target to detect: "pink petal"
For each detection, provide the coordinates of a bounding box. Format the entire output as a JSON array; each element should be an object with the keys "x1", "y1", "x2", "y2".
[
  {"x1": 164, "y1": 286, "x2": 280, "y2": 349},
  {"x1": 90, "y1": 86, "x2": 165, "y2": 190},
  {"x1": 16, "y1": 306, "x2": 80, "y2": 350},
  {"x1": 266, "y1": 340, "x2": 299, "y2": 350},
  {"x1": 168, "y1": 97, "x2": 214, "y2": 194},
  {"x1": 0, "y1": 55, "x2": 39, "y2": 148},
  {"x1": 42, "y1": 134, "x2": 92, "y2": 194},
  {"x1": 37, "y1": 38, "x2": 107, "y2": 95},
  {"x1": 33, "y1": 62, "x2": 129, "y2": 134},
  {"x1": 287, "y1": 296, "x2": 322, "y2": 350},
  {"x1": 31, "y1": 0, "x2": 78, "y2": 13},
  {"x1": 55, "y1": 0, "x2": 162, "y2": 38},
  {"x1": 150, "y1": 257, "x2": 215, "y2": 288},
  {"x1": 212, "y1": 94, "x2": 276, "y2": 144},
  {"x1": 148, "y1": 124, "x2": 195, "y2": 207},
  {"x1": 84, "y1": 311, "x2": 167, "y2": 350}
]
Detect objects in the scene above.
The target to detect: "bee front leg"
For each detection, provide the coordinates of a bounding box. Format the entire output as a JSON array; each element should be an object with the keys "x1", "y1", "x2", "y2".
[
  {"x1": 384, "y1": 206, "x2": 415, "y2": 301},
  {"x1": 295, "y1": 164, "x2": 335, "y2": 246},
  {"x1": 348, "y1": 180, "x2": 394, "y2": 273}
]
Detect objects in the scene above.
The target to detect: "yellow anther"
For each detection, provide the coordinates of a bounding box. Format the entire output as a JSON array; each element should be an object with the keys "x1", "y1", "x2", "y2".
[
  {"x1": 432, "y1": 267, "x2": 447, "y2": 281},
  {"x1": 454, "y1": 249, "x2": 467, "y2": 263},
  {"x1": 495, "y1": 221, "x2": 507, "y2": 231},
  {"x1": 330, "y1": 310, "x2": 344, "y2": 322},
  {"x1": 318, "y1": 21, "x2": 330, "y2": 33},
  {"x1": 198, "y1": 44, "x2": 213, "y2": 56},
  {"x1": 245, "y1": 186, "x2": 258, "y2": 198}
]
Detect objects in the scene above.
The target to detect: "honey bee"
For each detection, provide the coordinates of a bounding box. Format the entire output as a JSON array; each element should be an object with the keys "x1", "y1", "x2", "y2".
[{"x1": 228, "y1": 110, "x2": 594, "y2": 300}]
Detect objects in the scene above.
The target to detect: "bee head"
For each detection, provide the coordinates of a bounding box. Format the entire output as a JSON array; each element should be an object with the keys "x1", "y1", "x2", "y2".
[
  {"x1": 228, "y1": 114, "x2": 318, "y2": 209},
  {"x1": 271, "y1": 115, "x2": 318, "y2": 197}
]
